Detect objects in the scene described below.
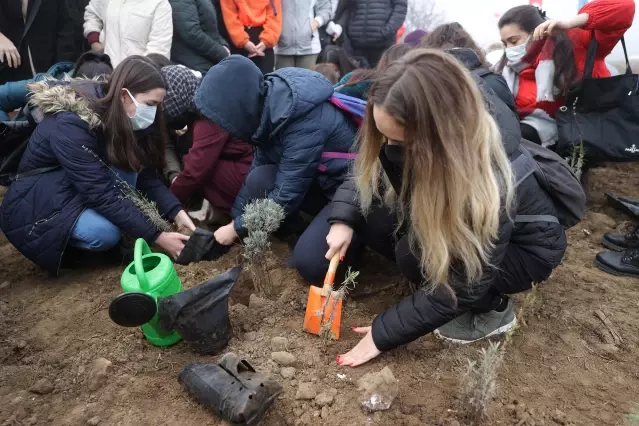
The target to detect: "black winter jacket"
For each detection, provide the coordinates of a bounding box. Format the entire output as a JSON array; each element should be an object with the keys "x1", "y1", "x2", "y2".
[
  {"x1": 0, "y1": 0, "x2": 76, "y2": 83},
  {"x1": 446, "y1": 48, "x2": 517, "y2": 115},
  {"x1": 335, "y1": 0, "x2": 407, "y2": 49},
  {"x1": 327, "y1": 84, "x2": 567, "y2": 351},
  {"x1": 169, "y1": 0, "x2": 229, "y2": 74}
]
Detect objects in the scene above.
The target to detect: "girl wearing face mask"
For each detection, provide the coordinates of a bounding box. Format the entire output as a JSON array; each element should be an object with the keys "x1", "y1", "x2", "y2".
[
  {"x1": 294, "y1": 49, "x2": 567, "y2": 367},
  {"x1": 495, "y1": 0, "x2": 635, "y2": 148},
  {"x1": 0, "y1": 56, "x2": 195, "y2": 276}
]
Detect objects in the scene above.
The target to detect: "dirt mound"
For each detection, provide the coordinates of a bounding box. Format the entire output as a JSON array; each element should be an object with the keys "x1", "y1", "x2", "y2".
[{"x1": 1, "y1": 163, "x2": 639, "y2": 425}]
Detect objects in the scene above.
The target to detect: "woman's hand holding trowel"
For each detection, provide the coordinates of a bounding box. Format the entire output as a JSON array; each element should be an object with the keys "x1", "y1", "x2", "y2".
[{"x1": 325, "y1": 223, "x2": 354, "y2": 261}]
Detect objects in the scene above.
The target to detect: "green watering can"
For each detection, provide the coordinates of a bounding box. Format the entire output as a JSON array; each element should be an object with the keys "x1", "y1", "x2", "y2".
[{"x1": 109, "y1": 239, "x2": 183, "y2": 347}]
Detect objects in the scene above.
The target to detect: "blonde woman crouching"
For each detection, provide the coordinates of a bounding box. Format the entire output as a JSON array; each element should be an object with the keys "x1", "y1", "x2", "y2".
[{"x1": 292, "y1": 48, "x2": 567, "y2": 367}]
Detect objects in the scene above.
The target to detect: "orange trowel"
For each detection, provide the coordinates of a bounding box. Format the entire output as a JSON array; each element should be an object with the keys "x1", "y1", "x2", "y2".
[{"x1": 303, "y1": 253, "x2": 342, "y2": 340}]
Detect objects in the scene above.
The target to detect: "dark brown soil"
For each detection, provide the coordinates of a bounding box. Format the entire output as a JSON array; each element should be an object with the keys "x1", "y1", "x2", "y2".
[{"x1": 1, "y1": 164, "x2": 639, "y2": 426}]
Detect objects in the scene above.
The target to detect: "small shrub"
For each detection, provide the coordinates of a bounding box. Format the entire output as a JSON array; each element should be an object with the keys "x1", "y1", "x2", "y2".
[
  {"x1": 82, "y1": 145, "x2": 171, "y2": 231},
  {"x1": 461, "y1": 341, "x2": 503, "y2": 424},
  {"x1": 318, "y1": 267, "x2": 359, "y2": 346},
  {"x1": 460, "y1": 285, "x2": 539, "y2": 424},
  {"x1": 566, "y1": 142, "x2": 586, "y2": 181},
  {"x1": 242, "y1": 199, "x2": 285, "y2": 296}
]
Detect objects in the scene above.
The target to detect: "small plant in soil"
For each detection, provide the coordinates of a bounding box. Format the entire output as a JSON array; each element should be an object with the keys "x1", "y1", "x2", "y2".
[
  {"x1": 460, "y1": 285, "x2": 539, "y2": 424},
  {"x1": 82, "y1": 145, "x2": 171, "y2": 231},
  {"x1": 461, "y1": 340, "x2": 503, "y2": 424},
  {"x1": 627, "y1": 406, "x2": 639, "y2": 425},
  {"x1": 318, "y1": 267, "x2": 359, "y2": 346},
  {"x1": 242, "y1": 199, "x2": 286, "y2": 297},
  {"x1": 566, "y1": 142, "x2": 586, "y2": 181}
]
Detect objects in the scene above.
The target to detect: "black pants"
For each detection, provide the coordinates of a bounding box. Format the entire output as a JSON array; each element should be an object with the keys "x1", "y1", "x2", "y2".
[
  {"x1": 520, "y1": 123, "x2": 542, "y2": 145},
  {"x1": 293, "y1": 202, "x2": 553, "y2": 312},
  {"x1": 349, "y1": 45, "x2": 391, "y2": 68},
  {"x1": 230, "y1": 26, "x2": 274, "y2": 74},
  {"x1": 241, "y1": 165, "x2": 331, "y2": 236}
]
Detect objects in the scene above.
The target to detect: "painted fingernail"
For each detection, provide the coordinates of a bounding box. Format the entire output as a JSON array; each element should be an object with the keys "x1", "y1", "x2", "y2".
[
  {"x1": 340, "y1": 256, "x2": 345, "y2": 262},
  {"x1": 351, "y1": 326, "x2": 357, "y2": 331},
  {"x1": 335, "y1": 356, "x2": 340, "y2": 363}
]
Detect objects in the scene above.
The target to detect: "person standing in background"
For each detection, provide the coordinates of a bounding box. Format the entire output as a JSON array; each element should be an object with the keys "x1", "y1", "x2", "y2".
[
  {"x1": 67, "y1": 0, "x2": 92, "y2": 60},
  {"x1": 276, "y1": 0, "x2": 332, "y2": 70},
  {"x1": 220, "y1": 0, "x2": 282, "y2": 74},
  {"x1": 334, "y1": 0, "x2": 407, "y2": 67},
  {"x1": 0, "y1": 0, "x2": 76, "y2": 83},
  {"x1": 318, "y1": 0, "x2": 340, "y2": 48},
  {"x1": 84, "y1": 0, "x2": 173, "y2": 67},
  {"x1": 169, "y1": 0, "x2": 230, "y2": 74}
]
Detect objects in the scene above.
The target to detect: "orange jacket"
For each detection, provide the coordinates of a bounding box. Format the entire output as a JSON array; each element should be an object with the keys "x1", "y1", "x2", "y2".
[{"x1": 220, "y1": 0, "x2": 283, "y2": 49}]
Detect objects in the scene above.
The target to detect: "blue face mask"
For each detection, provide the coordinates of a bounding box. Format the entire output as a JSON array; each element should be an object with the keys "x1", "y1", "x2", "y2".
[
  {"x1": 505, "y1": 36, "x2": 531, "y2": 65},
  {"x1": 124, "y1": 88, "x2": 157, "y2": 131}
]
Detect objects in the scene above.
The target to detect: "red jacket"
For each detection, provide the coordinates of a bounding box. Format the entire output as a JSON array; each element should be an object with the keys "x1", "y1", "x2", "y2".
[
  {"x1": 515, "y1": 0, "x2": 635, "y2": 118},
  {"x1": 170, "y1": 119, "x2": 254, "y2": 214}
]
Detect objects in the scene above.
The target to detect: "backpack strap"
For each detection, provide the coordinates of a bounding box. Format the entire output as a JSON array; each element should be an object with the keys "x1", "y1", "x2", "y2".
[
  {"x1": 513, "y1": 214, "x2": 559, "y2": 223},
  {"x1": 511, "y1": 146, "x2": 560, "y2": 224},
  {"x1": 11, "y1": 165, "x2": 60, "y2": 182}
]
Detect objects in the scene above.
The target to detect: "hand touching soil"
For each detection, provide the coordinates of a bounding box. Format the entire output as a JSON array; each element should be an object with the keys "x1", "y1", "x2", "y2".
[{"x1": 336, "y1": 326, "x2": 381, "y2": 367}]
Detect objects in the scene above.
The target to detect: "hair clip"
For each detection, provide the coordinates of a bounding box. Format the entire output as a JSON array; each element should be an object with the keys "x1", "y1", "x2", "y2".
[{"x1": 537, "y1": 7, "x2": 547, "y2": 19}]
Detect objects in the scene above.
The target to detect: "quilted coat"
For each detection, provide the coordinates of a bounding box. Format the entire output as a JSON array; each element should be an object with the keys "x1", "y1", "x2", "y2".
[
  {"x1": 169, "y1": 0, "x2": 230, "y2": 73},
  {"x1": 328, "y1": 83, "x2": 567, "y2": 351},
  {"x1": 336, "y1": 0, "x2": 407, "y2": 49},
  {"x1": 194, "y1": 55, "x2": 357, "y2": 236},
  {"x1": 0, "y1": 81, "x2": 182, "y2": 275}
]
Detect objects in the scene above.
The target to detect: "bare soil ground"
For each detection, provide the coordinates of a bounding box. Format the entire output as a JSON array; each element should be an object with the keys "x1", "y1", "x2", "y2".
[{"x1": 1, "y1": 163, "x2": 639, "y2": 426}]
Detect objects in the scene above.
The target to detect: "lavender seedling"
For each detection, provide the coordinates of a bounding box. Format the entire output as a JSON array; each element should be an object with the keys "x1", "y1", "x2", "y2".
[
  {"x1": 566, "y1": 141, "x2": 586, "y2": 181},
  {"x1": 318, "y1": 267, "x2": 359, "y2": 346},
  {"x1": 461, "y1": 341, "x2": 503, "y2": 424},
  {"x1": 242, "y1": 199, "x2": 285, "y2": 296},
  {"x1": 81, "y1": 145, "x2": 171, "y2": 231},
  {"x1": 460, "y1": 285, "x2": 539, "y2": 424}
]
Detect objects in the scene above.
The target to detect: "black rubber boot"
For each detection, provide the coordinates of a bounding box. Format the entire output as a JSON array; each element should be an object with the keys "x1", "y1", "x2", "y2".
[
  {"x1": 158, "y1": 266, "x2": 241, "y2": 355},
  {"x1": 595, "y1": 249, "x2": 639, "y2": 277},
  {"x1": 602, "y1": 225, "x2": 639, "y2": 252},
  {"x1": 178, "y1": 353, "x2": 282, "y2": 425}
]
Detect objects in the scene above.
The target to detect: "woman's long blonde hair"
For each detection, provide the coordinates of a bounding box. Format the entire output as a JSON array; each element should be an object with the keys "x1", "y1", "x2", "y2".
[{"x1": 356, "y1": 48, "x2": 514, "y2": 291}]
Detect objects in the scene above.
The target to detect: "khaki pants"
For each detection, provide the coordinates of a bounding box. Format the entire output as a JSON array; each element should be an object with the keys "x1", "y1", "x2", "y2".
[{"x1": 275, "y1": 54, "x2": 318, "y2": 70}]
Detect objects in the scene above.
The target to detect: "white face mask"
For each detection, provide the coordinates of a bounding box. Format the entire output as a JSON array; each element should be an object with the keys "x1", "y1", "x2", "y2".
[
  {"x1": 124, "y1": 88, "x2": 157, "y2": 131},
  {"x1": 505, "y1": 36, "x2": 531, "y2": 64}
]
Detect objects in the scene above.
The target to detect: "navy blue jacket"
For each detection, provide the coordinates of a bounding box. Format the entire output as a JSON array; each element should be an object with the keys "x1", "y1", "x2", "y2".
[
  {"x1": 194, "y1": 55, "x2": 358, "y2": 236},
  {"x1": 0, "y1": 81, "x2": 182, "y2": 275}
]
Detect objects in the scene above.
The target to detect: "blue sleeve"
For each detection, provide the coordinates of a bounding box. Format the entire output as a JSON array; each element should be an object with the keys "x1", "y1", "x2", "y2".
[
  {"x1": 0, "y1": 79, "x2": 33, "y2": 117},
  {"x1": 137, "y1": 168, "x2": 183, "y2": 221},
  {"x1": 232, "y1": 119, "x2": 328, "y2": 235},
  {"x1": 49, "y1": 114, "x2": 161, "y2": 241}
]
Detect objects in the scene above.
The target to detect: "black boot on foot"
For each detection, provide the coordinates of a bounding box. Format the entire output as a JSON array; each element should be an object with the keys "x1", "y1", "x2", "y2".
[
  {"x1": 595, "y1": 249, "x2": 639, "y2": 277},
  {"x1": 602, "y1": 225, "x2": 639, "y2": 251}
]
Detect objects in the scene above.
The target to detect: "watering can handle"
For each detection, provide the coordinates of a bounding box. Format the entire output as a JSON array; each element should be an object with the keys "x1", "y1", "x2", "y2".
[{"x1": 134, "y1": 239, "x2": 152, "y2": 291}]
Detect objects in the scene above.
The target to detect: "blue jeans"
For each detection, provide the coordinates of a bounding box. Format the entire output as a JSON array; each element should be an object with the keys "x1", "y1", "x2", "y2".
[{"x1": 68, "y1": 167, "x2": 138, "y2": 251}]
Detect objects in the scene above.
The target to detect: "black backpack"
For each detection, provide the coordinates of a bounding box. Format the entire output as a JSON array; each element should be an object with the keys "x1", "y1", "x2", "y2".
[
  {"x1": 0, "y1": 105, "x2": 57, "y2": 186},
  {"x1": 512, "y1": 139, "x2": 586, "y2": 228}
]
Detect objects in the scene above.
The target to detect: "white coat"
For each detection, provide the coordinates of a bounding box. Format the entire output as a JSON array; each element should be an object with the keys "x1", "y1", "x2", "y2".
[{"x1": 84, "y1": 0, "x2": 173, "y2": 67}]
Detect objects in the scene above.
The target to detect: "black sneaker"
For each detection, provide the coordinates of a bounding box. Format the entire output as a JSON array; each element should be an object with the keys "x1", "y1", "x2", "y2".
[
  {"x1": 595, "y1": 249, "x2": 639, "y2": 277},
  {"x1": 433, "y1": 299, "x2": 517, "y2": 344},
  {"x1": 602, "y1": 225, "x2": 639, "y2": 252}
]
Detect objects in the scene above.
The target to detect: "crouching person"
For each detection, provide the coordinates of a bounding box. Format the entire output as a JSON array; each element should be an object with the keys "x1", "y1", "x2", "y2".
[
  {"x1": 169, "y1": 64, "x2": 255, "y2": 220},
  {"x1": 293, "y1": 49, "x2": 567, "y2": 367},
  {"x1": 204, "y1": 55, "x2": 358, "y2": 246},
  {"x1": 0, "y1": 56, "x2": 195, "y2": 276}
]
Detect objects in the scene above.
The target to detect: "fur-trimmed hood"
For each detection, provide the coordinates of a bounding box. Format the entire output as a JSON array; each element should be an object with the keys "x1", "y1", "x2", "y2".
[{"x1": 27, "y1": 80, "x2": 103, "y2": 129}]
